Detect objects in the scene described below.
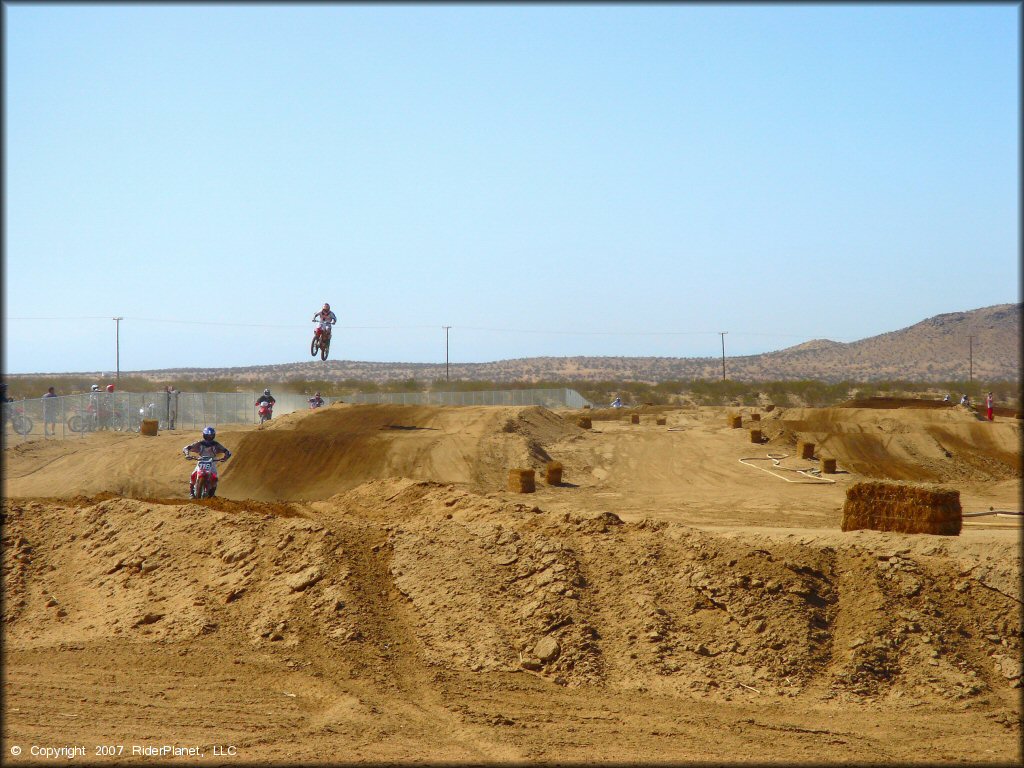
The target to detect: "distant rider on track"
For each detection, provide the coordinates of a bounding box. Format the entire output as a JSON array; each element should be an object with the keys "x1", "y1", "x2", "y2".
[
  {"x1": 308, "y1": 391, "x2": 325, "y2": 409},
  {"x1": 182, "y1": 426, "x2": 232, "y2": 498}
]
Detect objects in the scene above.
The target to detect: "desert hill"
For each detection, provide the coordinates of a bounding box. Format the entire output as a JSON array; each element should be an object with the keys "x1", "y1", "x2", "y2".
[{"x1": 117, "y1": 303, "x2": 1019, "y2": 384}]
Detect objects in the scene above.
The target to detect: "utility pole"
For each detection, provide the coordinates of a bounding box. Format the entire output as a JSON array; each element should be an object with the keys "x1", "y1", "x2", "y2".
[
  {"x1": 443, "y1": 326, "x2": 452, "y2": 382},
  {"x1": 114, "y1": 317, "x2": 123, "y2": 382},
  {"x1": 968, "y1": 334, "x2": 974, "y2": 383},
  {"x1": 719, "y1": 331, "x2": 728, "y2": 381}
]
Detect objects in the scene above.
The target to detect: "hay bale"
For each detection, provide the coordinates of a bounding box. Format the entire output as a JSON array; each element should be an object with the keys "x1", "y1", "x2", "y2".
[
  {"x1": 729, "y1": 414, "x2": 742, "y2": 429},
  {"x1": 508, "y1": 468, "x2": 536, "y2": 494},
  {"x1": 798, "y1": 441, "x2": 816, "y2": 460},
  {"x1": 750, "y1": 413, "x2": 761, "y2": 422},
  {"x1": 656, "y1": 416, "x2": 667, "y2": 426},
  {"x1": 577, "y1": 416, "x2": 592, "y2": 429},
  {"x1": 820, "y1": 457, "x2": 837, "y2": 474},
  {"x1": 140, "y1": 419, "x2": 159, "y2": 436},
  {"x1": 545, "y1": 461, "x2": 563, "y2": 485},
  {"x1": 750, "y1": 429, "x2": 763, "y2": 443},
  {"x1": 841, "y1": 481, "x2": 961, "y2": 535},
  {"x1": 630, "y1": 413, "x2": 640, "y2": 424}
]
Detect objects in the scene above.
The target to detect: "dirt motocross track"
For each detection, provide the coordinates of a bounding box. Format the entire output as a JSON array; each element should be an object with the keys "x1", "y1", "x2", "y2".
[{"x1": 3, "y1": 402, "x2": 1021, "y2": 764}]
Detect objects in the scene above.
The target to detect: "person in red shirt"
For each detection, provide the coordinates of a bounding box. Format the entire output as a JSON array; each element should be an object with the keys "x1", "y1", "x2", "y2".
[{"x1": 986, "y1": 392, "x2": 994, "y2": 421}]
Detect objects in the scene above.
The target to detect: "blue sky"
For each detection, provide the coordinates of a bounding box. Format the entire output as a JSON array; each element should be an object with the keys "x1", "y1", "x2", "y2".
[{"x1": 4, "y1": 3, "x2": 1019, "y2": 375}]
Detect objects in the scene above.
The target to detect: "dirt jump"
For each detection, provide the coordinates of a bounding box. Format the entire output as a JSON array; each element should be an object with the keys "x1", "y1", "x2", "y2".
[{"x1": 3, "y1": 402, "x2": 1020, "y2": 764}]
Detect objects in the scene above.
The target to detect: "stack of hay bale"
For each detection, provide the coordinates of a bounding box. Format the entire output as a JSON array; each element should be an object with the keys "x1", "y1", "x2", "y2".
[{"x1": 841, "y1": 481, "x2": 961, "y2": 535}]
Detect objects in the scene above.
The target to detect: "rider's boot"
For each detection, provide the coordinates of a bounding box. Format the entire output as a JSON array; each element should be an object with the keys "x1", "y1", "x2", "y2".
[{"x1": 189, "y1": 483, "x2": 195, "y2": 498}]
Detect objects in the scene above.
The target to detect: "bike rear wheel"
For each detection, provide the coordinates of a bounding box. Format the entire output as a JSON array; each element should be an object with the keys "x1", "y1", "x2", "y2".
[
  {"x1": 108, "y1": 413, "x2": 126, "y2": 432},
  {"x1": 12, "y1": 415, "x2": 33, "y2": 435},
  {"x1": 321, "y1": 338, "x2": 329, "y2": 361},
  {"x1": 68, "y1": 415, "x2": 85, "y2": 432}
]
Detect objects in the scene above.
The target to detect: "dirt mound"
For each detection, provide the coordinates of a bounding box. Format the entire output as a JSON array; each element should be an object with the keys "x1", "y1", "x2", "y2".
[
  {"x1": 839, "y1": 397, "x2": 956, "y2": 410},
  {"x1": 758, "y1": 406, "x2": 1021, "y2": 482},
  {"x1": 6, "y1": 482, "x2": 1018, "y2": 705},
  {"x1": 223, "y1": 404, "x2": 580, "y2": 501}
]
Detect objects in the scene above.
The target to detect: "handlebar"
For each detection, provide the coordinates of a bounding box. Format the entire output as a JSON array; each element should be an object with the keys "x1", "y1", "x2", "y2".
[{"x1": 183, "y1": 455, "x2": 228, "y2": 462}]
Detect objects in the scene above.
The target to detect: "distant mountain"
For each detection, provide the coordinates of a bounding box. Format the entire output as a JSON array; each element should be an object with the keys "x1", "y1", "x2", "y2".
[{"x1": 133, "y1": 303, "x2": 1022, "y2": 384}]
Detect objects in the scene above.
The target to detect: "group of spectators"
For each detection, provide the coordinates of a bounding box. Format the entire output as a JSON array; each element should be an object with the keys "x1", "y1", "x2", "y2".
[{"x1": 2, "y1": 383, "x2": 181, "y2": 436}]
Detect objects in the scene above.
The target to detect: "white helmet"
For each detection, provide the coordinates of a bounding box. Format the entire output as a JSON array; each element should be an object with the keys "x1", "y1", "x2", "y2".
[
  {"x1": 264, "y1": 388, "x2": 271, "y2": 396},
  {"x1": 91, "y1": 384, "x2": 100, "y2": 392}
]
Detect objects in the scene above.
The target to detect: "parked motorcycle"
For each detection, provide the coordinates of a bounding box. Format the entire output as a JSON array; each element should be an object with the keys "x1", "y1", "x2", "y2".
[
  {"x1": 67, "y1": 402, "x2": 125, "y2": 432},
  {"x1": 185, "y1": 455, "x2": 227, "y2": 499},
  {"x1": 6, "y1": 401, "x2": 33, "y2": 436},
  {"x1": 311, "y1": 322, "x2": 331, "y2": 361},
  {"x1": 257, "y1": 401, "x2": 274, "y2": 424}
]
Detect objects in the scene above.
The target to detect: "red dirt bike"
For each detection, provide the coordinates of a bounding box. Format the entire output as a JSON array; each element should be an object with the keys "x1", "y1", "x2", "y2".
[
  {"x1": 257, "y1": 400, "x2": 274, "y2": 424},
  {"x1": 310, "y1": 322, "x2": 332, "y2": 361},
  {"x1": 185, "y1": 454, "x2": 227, "y2": 499}
]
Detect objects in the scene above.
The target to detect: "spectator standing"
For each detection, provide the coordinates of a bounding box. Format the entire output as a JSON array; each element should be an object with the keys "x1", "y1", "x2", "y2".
[
  {"x1": 165, "y1": 385, "x2": 178, "y2": 430},
  {"x1": 42, "y1": 386, "x2": 59, "y2": 436},
  {"x1": 986, "y1": 392, "x2": 994, "y2": 421}
]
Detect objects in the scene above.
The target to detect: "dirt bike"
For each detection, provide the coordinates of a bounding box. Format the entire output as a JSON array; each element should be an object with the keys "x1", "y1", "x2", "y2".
[
  {"x1": 67, "y1": 402, "x2": 125, "y2": 432},
  {"x1": 185, "y1": 454, "x2": 227, "y2": 499},
  {"x1": 257, "y1": 401, "x2": 274, "y2": 424},
  {"x1": 311, "y1": 322, "x2": 332, "y2": 361},
  {"x1": 6, "y1": 401, "x2": 33, "y2": 436}
]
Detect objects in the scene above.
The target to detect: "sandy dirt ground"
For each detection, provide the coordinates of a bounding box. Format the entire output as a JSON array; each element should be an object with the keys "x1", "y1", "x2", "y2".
[{"x1": 2, "y1": 402, "x2": 1021, "y2": 765}]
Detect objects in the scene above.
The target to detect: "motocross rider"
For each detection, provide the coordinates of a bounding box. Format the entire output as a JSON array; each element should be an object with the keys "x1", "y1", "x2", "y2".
[
  {"x1": 182, "y1": 426, "x2": 232, "y2": 498},
  {"x1": 308, "y1": 391, "x2": 325, "y2": 409},
  {"x1": 312, "y1": 302, "x2": 337, "y2": 339},
  {"x1": 255, "y1": 388, "x2": 276, "y2": 408}
]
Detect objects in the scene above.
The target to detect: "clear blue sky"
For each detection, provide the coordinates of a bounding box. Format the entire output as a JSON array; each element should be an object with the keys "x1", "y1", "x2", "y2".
[{"x1": 4, "y1": 3, "x2": 1019, "y2": 375}]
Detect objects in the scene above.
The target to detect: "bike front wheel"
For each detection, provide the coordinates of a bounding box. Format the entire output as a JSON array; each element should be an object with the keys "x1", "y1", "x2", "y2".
[
  {"x1": 12, "y1": 415, "x2": 33, "y2": 435},
  {"x1": 311, "y1": 336, "x2": 319, "y2": 357}
]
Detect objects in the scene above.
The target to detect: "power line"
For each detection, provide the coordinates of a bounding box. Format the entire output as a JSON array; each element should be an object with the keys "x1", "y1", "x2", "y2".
[{"x1": 4, "y1": 315, "x2": 858, "y2": 340}]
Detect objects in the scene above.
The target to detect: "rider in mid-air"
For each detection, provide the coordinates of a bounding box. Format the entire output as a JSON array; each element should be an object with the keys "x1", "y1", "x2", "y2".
[
  {"x1": 312, "y1": 302, "x2": 337, "y2": 340},
  {"x1": 182, "y1": 426, "x2": 232, "y2": 497}
]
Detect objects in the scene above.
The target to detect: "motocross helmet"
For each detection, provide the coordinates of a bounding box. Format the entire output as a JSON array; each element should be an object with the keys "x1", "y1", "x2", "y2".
[
  {"x1": 91, "y1": 384, "x2": 100, "y2": 392},
  {"x1": 323, "y1": 303, "x2": 330, "y2": 311},
  {"x1": 202, "y1": 426, "x2": 215, "y2": 440},
  {"x1": 263, "y1": 388, "x2": 271, "y2": 396},
  {"x1": 106, "y1": 384, "x2": 115, "y2": 393}
]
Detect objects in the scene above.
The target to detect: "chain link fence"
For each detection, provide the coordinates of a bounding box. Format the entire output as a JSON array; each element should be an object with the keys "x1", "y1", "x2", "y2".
[{"x1": 2, "y1": 387, "x2": 591, "y2": 445}]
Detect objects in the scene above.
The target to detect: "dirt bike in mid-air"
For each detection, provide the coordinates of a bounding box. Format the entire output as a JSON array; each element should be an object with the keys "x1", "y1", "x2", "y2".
[
  {"x1": 185, "y1": 454, "x2": 227, "y2": 499},
  {"x1": 257, "y1": 401, "x2": 274, "y2": 424},
  {"x1": 311, "y1": 322, "x2": 332, "y2": 361}
]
